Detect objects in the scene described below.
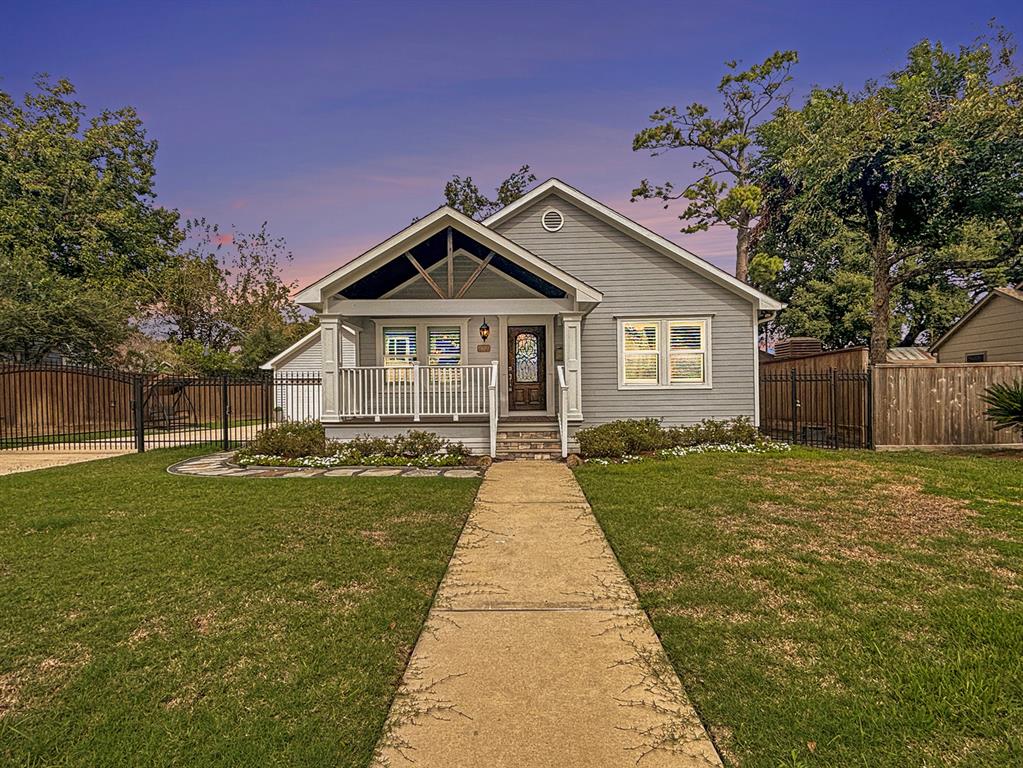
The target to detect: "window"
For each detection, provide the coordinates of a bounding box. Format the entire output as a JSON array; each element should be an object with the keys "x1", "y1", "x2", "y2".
[
  {"x1": 383, "y1": 327, "x2": 416, "y2": 368},
  {"x1": 428, "y1": 326, "x2": 462, "y2": 366},
  {"x1": 965, "y1": 352, "x2": 987, "y2": 363},
  {"x1": 619, "y1": 318, "x2": 709, "y2": 388}
]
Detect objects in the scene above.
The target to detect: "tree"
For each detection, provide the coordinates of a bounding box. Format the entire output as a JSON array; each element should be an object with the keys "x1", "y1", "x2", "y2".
[
  {"x1": 631, "y1": 51, "x2": 799, "y2": 282},
  {"x1": 757, "y1": 33, "x2": 1023, "y2": 363},
  {"x1": 443, "y1": 165, "x2": 536, "y2": 220},
  {"x1": 0, "y1": 77, "x2": 182, "y2": 362},
  {"x1": 149, "y1": 220, "x2": 306, "y2": 370}
]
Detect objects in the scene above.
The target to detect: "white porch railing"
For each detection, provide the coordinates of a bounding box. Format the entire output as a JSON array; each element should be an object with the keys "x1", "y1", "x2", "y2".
[
  {"x1": 338, "y1": 362, "x2": 501, "y2": 457},
  {"x1": 556, "y1": 364, "x2": 569, "y2": 458}
]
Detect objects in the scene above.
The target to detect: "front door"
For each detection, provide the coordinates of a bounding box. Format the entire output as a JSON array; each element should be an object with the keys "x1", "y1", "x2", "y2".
[{"x1": 508, "y1": 326, "x2": 546, "y2": 411}]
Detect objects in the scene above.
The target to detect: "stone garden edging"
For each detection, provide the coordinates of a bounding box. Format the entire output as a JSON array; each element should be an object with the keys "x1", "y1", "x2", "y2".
[{"x1": 167, "y1": 452, "x2": 484, "y2": 479}]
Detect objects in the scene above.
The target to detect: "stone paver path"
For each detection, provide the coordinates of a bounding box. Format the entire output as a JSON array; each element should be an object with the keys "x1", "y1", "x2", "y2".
[
  {"x1": 168, "y1": 452, "x2": 484, "y2": 478},
  {"x1": 373, "y1": 460, "x2": 721, "y2": 767}
]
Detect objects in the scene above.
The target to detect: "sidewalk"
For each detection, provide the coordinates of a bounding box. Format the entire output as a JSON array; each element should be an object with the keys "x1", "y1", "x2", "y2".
[{"x1": 373, "y1": 460, "x2": 722, "y2": 768}]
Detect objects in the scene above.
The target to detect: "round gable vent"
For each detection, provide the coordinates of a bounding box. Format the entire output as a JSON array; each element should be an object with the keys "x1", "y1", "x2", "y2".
[{"x1": 541, "y1": 208, "x2": 564, "y2": 232}]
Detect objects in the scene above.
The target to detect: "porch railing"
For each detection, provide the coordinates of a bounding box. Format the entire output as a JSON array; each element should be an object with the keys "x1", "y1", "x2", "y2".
[
  {"x1": 555, "y1": 364, "x2": 569, "y2": 458},
  {"x1": 338, "y1": 363, "x2": 498, "y2": 421}
]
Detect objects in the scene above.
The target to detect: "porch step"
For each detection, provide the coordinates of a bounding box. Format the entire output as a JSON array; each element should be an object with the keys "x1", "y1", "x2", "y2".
[{"x1": 496, "y1": 424, "x2": 562, "y2": 460}]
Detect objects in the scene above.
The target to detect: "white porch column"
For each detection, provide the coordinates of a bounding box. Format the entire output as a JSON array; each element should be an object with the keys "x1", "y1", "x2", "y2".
[
  {"x1": 320, "y1": 314, "x2": 342, "y2": 420},
  {"x1": 561, "y1": 312, "x2": 583, "y2": 420}
]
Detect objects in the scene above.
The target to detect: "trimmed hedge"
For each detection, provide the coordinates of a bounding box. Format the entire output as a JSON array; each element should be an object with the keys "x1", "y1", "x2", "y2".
[{"x1": 576, "y1": 417, "x2": 768, "y2": 458}]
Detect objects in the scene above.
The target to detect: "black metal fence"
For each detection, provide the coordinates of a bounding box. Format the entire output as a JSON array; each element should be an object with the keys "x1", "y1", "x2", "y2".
[
  {"x1": 760, "y1": 369, "x2": 872, "y2": 449},
  {"x1": 0, "y1": 363, "x2": 321, "y2": 452}
]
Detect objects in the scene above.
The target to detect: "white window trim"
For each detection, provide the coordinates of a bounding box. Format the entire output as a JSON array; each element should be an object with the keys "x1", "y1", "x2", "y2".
[
  {"x1": 375, "y1": 318, "x2": 471, "y2": 367},
  {"x1": 617, "y1": 317, "x2": 712, "y2": 390}
]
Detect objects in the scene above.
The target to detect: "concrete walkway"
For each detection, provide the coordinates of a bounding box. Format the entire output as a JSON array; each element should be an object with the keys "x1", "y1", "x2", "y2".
[
  {"x1": 0, "y1": 449, "x2": 131, "y2": 476},
  {"x1": 373, "y1": 460, "x2": 721, "y2": 768}
]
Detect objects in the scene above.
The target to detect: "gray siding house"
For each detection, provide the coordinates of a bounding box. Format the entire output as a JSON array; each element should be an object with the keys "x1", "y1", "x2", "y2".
[
  {"x1": 292, "y1": 179, "x2": 782, "y2": 457},
  {"x1": 930, "y1": 286, "x2": 1023, "y2": 363}
]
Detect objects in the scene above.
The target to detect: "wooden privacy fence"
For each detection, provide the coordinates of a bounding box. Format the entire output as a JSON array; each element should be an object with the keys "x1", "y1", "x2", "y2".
[
  {"x1": 760, "y1": 369, "x2": 872, "y2": 448},
  {"x1": 0, "y1": 363, "x2": 274, "y2": 451},
  {"x1": 872, "y1": 363, "x2": 1023, "y2": 449}
]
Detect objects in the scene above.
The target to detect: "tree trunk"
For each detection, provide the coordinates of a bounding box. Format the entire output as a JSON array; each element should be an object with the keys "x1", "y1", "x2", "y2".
[
  {"x1": 735, "y1": 217, "x2": 751, "y2": 283},
  {"x1": 869, "y1": 253, "x2": 892, "y2": 365}
]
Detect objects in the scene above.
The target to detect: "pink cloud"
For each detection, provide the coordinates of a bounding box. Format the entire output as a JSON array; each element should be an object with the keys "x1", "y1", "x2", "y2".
[{"x1": 214, "y1": 233, "x2": 234, "y2": 246}]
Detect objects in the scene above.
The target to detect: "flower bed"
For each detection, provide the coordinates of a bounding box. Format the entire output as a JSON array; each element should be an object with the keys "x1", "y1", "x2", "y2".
[
  {"x1": 575, "y1": 417, "x2": 789, "y2": 463},
  {"x1": 234, "y1": 422, "x2": 473, "y2": 468}
]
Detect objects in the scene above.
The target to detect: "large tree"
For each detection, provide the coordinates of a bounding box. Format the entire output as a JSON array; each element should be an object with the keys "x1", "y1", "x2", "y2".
[
  {"x1": 148, "y1": 220, "x2": 307, "y2": 371},
  {"x1": 631, "y1": 51, "x2": 799, "y2": 282},
  {"x1": 0, "y1": 77, "x2": 182, "y2": 363},
  {"x1": 443, "y1": 165, "x2": 536, "y2": 220},
  {"x1": 757, "y1": 33, "x2": 1023, "y2": 362}
]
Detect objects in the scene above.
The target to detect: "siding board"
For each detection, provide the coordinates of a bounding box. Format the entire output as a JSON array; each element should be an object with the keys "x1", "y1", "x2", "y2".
[{"x1": 494, "y1": 193, "x2": 757, "y2": 426}]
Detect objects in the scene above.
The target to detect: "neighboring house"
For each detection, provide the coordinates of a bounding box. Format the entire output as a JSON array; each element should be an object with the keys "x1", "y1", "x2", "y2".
[
  {"x1": 292, "y1": 178, "x2": 783, "y2": 457},
  {"x1": 261, "y1": 325, "x2": 359, "y2": 422},
  {"x1": 930, "y1": 285, "x2": 1023, "y2": 363}
]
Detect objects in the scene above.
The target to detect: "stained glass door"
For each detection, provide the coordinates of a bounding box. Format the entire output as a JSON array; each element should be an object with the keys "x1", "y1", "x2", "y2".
[{"x1": 507, "y1": 326, "x2": 546, "y2": 410}]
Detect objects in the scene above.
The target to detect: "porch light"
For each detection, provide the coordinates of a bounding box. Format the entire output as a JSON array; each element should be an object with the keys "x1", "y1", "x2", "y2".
[{"x1": 479, "y1": 318, "x2": 491, "y2": 341}]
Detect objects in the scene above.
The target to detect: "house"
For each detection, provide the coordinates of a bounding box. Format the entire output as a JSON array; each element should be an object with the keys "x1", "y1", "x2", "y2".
[
  {"x1": 930, "y1": 285, "x2": 1023, "y2": 363},
  {"x1": 291, "y1": 179, "x2": 783, "y2": 458}
]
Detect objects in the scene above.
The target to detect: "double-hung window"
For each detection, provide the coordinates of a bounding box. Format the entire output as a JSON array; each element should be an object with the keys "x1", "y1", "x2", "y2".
[
  {"x1": 383, "y1": 327, "x2": 416, "y2": 381},
  {"x1": 619, "y1": 318, "x2": 710, "y2": 388},
  {"x1": 427, "y1": 327, "x2": 462, "y2": 366}
]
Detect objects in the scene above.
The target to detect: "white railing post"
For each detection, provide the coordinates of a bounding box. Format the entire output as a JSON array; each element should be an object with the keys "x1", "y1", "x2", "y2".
[
  {"x1": 488, "y1": 360, "x2": 499, "y2": 458},
  {"x1": 557, "y1": 364, "x2": 569, "y2": 458},
  {"x1": 412, "y1": 363, "x2": 421, "y2": 422}
]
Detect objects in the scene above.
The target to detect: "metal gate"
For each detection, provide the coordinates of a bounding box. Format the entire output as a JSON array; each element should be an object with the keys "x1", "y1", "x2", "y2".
[
  {"x1": 0, "y1": 364, "x2": 275, "y2": 452},
  {"x1": 760, "y1": 369, "x2": 872, "y2": 448}
]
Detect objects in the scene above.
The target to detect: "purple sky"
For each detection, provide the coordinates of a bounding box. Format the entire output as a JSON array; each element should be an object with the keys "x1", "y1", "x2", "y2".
[{"x1": 4, "y1": 1, "x2": 1021, "y2": 286}]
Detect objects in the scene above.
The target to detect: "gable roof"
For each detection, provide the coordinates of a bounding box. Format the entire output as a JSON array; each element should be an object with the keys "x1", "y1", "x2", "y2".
[
  {"x1": 483, "y1": 178, "x2": 784, "y2": 311},
  {"x1": 294, "y1": 205, "x2": 603, "y2": 308},
  {"x1": 930, "y1": 285, "x2": 1023, "y2": 352},
  {"x1": 260, "y1": 325, "x2": 357, "y2": 370}
]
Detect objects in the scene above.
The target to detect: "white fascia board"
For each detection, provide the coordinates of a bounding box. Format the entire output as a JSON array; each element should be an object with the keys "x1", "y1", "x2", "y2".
[{"x1": 294, "y1": 205, "x2": 602, "y2": 308}]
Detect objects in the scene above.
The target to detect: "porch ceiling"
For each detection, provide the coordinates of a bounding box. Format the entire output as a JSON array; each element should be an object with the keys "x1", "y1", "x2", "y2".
[{"x1": 339, "y1": 227, "x2": 566, "y2": 300}]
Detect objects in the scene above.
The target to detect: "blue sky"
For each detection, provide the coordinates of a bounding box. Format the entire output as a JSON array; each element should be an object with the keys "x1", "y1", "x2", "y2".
[{"x1": 4, "y1": 1, "x2": 1021, "y2": 284}]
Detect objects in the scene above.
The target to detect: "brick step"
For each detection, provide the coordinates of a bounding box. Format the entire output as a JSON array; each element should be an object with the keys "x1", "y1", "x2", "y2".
[
  {"x1": 496, "y1": 430, "x2": 559, "y2": 439},
  {"x1": 497, "y1": 444, "x2": 560, "y2": 450},
  {"x1": 497, "y1": 452, "x2": 559, "y2": 460}
]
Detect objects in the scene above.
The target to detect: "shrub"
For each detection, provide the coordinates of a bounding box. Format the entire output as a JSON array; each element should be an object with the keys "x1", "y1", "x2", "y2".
[
  {"x1": 982, "y1": 381, "x2": 1023, "y2": 434},
  {"x1": 576, "y1": 416, "x2": 773, "y2": 459},
  {"x1": 576, "y1": 419, "x2": 666, "y2": 458},
  {"x1": 664, "y1": 417, "x2": 761, "y2": 447},
  {"x1": 244, "y1": 420, "x2": 327, "y2": 458}
]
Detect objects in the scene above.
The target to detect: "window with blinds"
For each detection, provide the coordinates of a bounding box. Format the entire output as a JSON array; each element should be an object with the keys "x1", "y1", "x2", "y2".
[
  {"x1": 428, "y1": 327, "x2": 462, "y2": 366},
  {"x1": 383, "y1": 327, "x2": 416, "y2": 367},
  {"x1": 619, "y1": 318, "x2": 709, "y2": 387},
  {"x1": 622, "y1": 321, "x2": 660, "y2": 384}
]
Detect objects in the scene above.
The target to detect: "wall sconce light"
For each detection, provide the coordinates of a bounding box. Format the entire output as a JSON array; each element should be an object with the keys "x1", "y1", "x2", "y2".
[{"x1": 479, "y1": 318, "x2": 491, "y2": 341}]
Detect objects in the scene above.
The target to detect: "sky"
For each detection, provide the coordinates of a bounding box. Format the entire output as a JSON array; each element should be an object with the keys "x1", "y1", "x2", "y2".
[{"x1": 3, "y1": 0, "x2": 1022, "y2": 287}]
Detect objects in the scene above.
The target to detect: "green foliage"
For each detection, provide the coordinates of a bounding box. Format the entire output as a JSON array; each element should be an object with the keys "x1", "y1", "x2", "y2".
[
  {"x1": 0, "y1": 77, "x2": 181, "y2": 363},
  {"x1": 982, "y1": 381, "x2": 1023, "y2": 433},
  {"x1": 244, "y1": 420, "x2": 328, "y2": 458},
  {"x1": 150, "y1": 219, "x2": 304, "y2": 356},
  {"x1": 239, "y1": 425, "x2": 471, "y2": 465},
  {"x1": 443, "y1": 165, "x2": 536, "y2": 220},
  {"x1": 576, "y1": 417, "x2": 765, "y2": 458},
  {"x1": 756, "y1": 31, "x2": 1023, "y2": 360},
  {"x1": 632, "y1": 50, "x2": 798, "y2": 280}
]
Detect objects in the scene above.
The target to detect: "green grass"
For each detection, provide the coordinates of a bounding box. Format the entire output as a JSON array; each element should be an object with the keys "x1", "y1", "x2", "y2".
[
  {"x1": 0, "y1": 448, "x2": 479, "y2": 767},
  {"x1": 575, "y1": 448, "x2": 1023, "y2": 768}
]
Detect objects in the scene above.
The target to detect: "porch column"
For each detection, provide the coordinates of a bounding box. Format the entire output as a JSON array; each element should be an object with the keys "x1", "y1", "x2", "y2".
[
  {"x1": 561, "y1": 312, "x2": 583, "y2": 420},
  {"x1": 320, "y1": 314, "x2": 342, "y2": 420}
]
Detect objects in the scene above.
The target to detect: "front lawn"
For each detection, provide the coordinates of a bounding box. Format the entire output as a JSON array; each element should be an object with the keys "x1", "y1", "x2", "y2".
[
  {"x1": 0, "y1": 448, "x2": 478, "y2": 767},
  {"x1": 575, "y1": 449, "x2": 1023, "y2": 767}
]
